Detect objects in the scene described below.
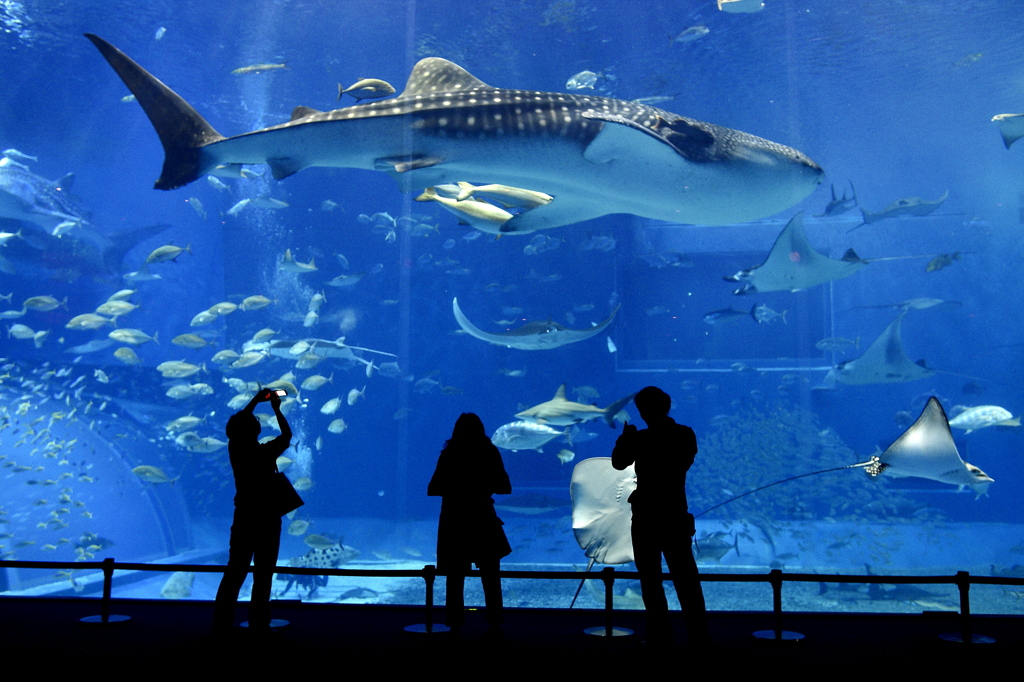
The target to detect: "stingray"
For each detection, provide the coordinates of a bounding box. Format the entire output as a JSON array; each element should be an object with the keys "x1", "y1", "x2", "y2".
[
  {"x1": 852, "y1": 190, "x2": 949, "y2": 231},
  {"x1": 992, "y1": 113, "x2": 1024, "y2": 149},
  {"x1": 864, "y1": 397, "x2": 994, "y2": 497},
  {"x1": 566, "y1": 400, "x2": 994, "y2": 605},
  {"x1": 725, "y1": 212, "x2": 868, "y2": 294},
  {"x1": 570, "y1": 457, "x2": 637, "y2": 566},
  {"x1": 822, "y1": 310, "x2": 934, "y2": 386},
  {"x1": 453, "y1": 297, "x2": 620, "y2": 350}
]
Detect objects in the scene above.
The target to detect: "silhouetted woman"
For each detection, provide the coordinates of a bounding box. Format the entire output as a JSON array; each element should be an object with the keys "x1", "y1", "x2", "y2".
[
  {"x1": 213, "y1": 389, "x2": 293, "y2": 632},
  {"x1": 428, "y1": 413, "x2": 512, "y2": 632}
]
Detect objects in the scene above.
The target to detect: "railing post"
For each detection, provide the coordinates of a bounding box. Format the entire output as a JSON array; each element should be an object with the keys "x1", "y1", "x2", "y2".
[
  {"x1": 424, "y1": 564, "x2": 436, "y2": 632},
  {"x1": 80, "y1": 558, "x2": 130, "y2": 625},
  {"x1": 771, "y1": 569, "x2": 783, "y2": 638},
  {"x1": 939, "y1": 571, "x2": 993, "y2": 644},
  {"x1": 602, "y1": 566, "x2": 614, "y2": 637},
  {"x1": 403, "y1": 564, "x2": 449, "y2": 634},
  {"x1": 957, "y1": 571, "x2": 972, "y2": 644},
  {"x1": 582, "y1": 566, "x2": 632, "y2": 637},
  {"x1": 752, "y1": 569, "x2": 802, "y2": 641},
  {"x1": 101, "y1": 557, "x2": 114, "y2": 623}
]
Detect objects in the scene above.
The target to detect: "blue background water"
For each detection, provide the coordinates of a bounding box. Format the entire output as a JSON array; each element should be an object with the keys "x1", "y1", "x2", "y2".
[{"x1": 2, "y1": 0, "x2": 1024, "y2": 603}]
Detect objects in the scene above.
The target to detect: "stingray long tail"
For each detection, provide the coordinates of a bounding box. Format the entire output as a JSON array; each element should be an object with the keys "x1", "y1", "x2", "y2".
[
  {"x1": 694, "y1": 461, "x2": 874, "y2": 519},
  {"x1": 568, "y1": 557, "x2": 596, "y2": 609}
]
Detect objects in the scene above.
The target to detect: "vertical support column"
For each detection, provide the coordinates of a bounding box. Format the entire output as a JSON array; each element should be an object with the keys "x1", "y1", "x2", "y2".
[
  {"x1": 752, "y1": 569, "x2": 802, "y2": 641},
  {"x1": 404, "y1": 564, "x2": 449, "y2": 634},
  {"x1": 80, "y1": 558, "x2": 130, "y2": 624}
]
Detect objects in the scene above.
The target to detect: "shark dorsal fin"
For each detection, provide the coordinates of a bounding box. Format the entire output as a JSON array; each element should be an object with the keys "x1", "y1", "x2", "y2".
[
  {"x1": 554, "y1": 384, "x2": 567, "y2": 400},
  {"x1": 55, "y1": 173, "x2": 75, "y2": 192},
  {"x1": 400, "y1": 58, "x2": 494, "y2": 97},
  {"x1": 290, "y1": 106, "x2": 322, "y2": 121}
]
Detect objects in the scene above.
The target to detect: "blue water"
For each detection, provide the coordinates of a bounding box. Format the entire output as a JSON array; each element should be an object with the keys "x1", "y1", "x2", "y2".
[{"x1": 2, "y1": 0, "x2": 1024, "y2": 609}]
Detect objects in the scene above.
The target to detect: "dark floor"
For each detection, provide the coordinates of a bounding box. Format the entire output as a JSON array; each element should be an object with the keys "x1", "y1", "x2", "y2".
[{"x1": 1, "y1": 597, "x2": 1019, "y2": 673}]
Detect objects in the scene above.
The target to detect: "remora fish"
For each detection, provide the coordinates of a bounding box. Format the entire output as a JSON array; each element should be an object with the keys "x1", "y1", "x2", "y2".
[
  {"x1": 453, "y1": 297, "x2": 619, "y2": 350},
  {"x1": 86, "y1": 34, "x2": 823, "y2": 231}
]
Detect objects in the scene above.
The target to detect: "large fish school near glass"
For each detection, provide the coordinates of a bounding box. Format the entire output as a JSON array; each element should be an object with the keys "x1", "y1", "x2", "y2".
[{"x1": 1, "y1": 1, "x2": 1024, "y2": 656}]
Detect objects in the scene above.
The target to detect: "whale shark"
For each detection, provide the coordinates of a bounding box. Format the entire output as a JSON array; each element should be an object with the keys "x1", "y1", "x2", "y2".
[
  {"x1": 0, "y1": 163, "x2": 84, "y2": 232},
  {"x1": 86, "y1": 34, "x2": 824, "y2": 231},
  {"x1": 0, "y1": 162, "x2": 171, "y2": 281},
  {"x1": 453, "y1": 297, "x2": 619, "y2": 349}
]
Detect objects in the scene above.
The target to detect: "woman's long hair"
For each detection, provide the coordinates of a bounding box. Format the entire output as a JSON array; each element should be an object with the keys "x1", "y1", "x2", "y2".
[{"x1": 444, "y1": 412, "x2": 487, "y2": 449}]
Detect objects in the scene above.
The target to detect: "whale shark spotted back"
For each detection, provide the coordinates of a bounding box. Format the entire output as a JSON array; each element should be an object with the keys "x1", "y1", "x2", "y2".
[{"x1": 85, "y1": 33, "x2": 824, "y2": 230}]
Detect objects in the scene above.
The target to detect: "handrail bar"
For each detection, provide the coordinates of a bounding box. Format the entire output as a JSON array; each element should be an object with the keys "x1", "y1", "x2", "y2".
[{"x1": 4, "y1": 559, "x2": 1024, "y2": 587}]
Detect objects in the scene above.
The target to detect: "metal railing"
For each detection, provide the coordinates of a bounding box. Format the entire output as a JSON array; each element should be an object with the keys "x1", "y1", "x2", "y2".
[{"x1": 2, "y1": 558, "x2": 1022, "y2": 642}]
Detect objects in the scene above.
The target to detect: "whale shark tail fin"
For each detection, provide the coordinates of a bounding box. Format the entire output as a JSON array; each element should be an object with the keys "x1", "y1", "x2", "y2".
[{"x1": 85, "y1": 34, "x2": 225, "y2": 190}]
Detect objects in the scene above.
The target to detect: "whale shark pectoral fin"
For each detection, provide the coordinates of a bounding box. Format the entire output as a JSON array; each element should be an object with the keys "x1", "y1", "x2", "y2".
[
  {"x1": 267, "y1": 157, "x2": 308, "y2": 181},
  {"x1": 582, "y1": 113, "x2": 685, "y2": 164},
  {"x1": 500, "y1": 197, "x2": 607, "y2": 233}
]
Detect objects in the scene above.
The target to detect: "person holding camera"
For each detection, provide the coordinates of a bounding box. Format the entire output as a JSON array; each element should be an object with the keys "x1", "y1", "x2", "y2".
[
  {"x1": 213, "y1": 388, "x2": 293, "y2": 633},
  {"x1": 612, "y1": 386, "x2": 709, "y2": 646}
]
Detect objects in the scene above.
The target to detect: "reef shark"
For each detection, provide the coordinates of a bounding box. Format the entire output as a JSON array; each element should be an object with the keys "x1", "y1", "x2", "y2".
[
  {"x1": 453, "y1": 297, "x2": 619, "y2": 350},
  {"x1": 822, "y1": 310, "x2": 933, "y2": 386},
  {"x1": 516, "y1": 384, "x2": 636, "y2": 428},
  {"x1": 86, "y1": 34, "x2": 824, "y2": 231},
  {"x1": 864, "y1": 397, "x2": 993, "y2": 496}
]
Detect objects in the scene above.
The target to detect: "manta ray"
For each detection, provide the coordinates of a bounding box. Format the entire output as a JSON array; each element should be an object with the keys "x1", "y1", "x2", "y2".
[
  {"x1": 865, "y1": 397, "x2": 994, "y2": 496},
  {"x1": 992, "y1": 113, "x2": 1024, "y2": 150},
  {"x1": 86, "y1": 34, "x2": 823, "y2": 231},
  {"x1": 453, "y1": 297, "x2": 619, "y2": 350},
  {"x1": 822, "y1": 310, "x2": 933, "y2": 386},
  {"x1": 725, "y1": 213, "x2": 868, "y2": 294}
]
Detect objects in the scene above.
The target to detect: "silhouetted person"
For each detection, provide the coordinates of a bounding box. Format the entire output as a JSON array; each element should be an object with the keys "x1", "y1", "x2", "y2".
[
  {"x1": 612, "y1": 386, "x2": 709, "y2": 645},
  {"x1": 428, "y1": 413, "x2": 512, "y2": 632},
  {"x1": 213, "y1": 389, "x2": 293, "y2": 633}
]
